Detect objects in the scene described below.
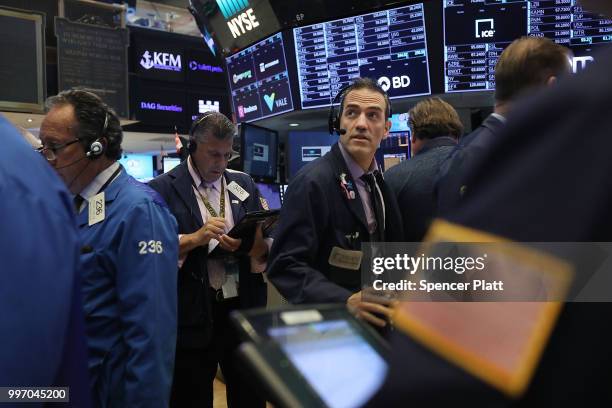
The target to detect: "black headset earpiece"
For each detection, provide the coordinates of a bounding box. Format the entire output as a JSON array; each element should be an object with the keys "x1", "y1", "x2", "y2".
[
  {"x1": 86, "y1": 111, "x2": 109, "y2": 159},
  {"x1": 328, "y1": 85, "x2": 350, "y2": 135},
  {"x1": 188, "y1": 111, "x2": 218, "y2": 155},
  {"x1": 327, "y1": 81, "x2": 393, "y2": 135}
]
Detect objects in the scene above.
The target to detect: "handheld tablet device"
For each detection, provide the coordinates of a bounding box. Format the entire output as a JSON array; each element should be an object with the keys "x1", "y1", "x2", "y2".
[
  {"x1": 231, "y1": 305, "x2": 389, "y2": 408},
  {"x1": 209, "y1": 209, "x2": 279, "y2": 257}
]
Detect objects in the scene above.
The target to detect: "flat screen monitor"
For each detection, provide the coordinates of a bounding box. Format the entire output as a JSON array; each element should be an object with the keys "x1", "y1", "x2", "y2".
[
  {"x1": 377, "y1": 132, "x2": 411, "y2": 172},
  {"x1": 119, "y1": 154, "x2": 154, "y2": 182},
  {"x1": 293, "y1": 3, "x2": 431, "y2": 109},
  {"x1": 163, "y1": 156, "x2": 181, "y2": 173},
  {"x1": 0, "y1": 8, "x2": 46, "y2": 113},
  {"x1": 390, "y1": 112, "x2": 410, "y2": 132},
  {"x1": 287, "y1": 131, "x2": 339, "y2": 180},
  {"x1": 226, "y1": 31, "x2": 294, "y2": 122},
  {"x1": 256, "y1": 182, "x2": 282, "y2": 209},
  {"x1": 443, "y1": 0, "x2": 612, "y2": 93},
  {"x1": 240, "y1": 123, "x2": 278, "y2": 182}
]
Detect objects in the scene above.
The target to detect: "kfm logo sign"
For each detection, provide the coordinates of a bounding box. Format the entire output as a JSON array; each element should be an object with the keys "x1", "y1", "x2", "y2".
[
  {"x1": 216, "y1": 0, "x2": 260, "y2": 39},
  {"x1": 378, "y1": 75, "x2": 411, "y2": 92},
  {"x1": 140, "y1": 51, "x2": 182, "y2": 71},
  {"x1": 475, "y1": 19, "x2": 495, "y2": 39}
]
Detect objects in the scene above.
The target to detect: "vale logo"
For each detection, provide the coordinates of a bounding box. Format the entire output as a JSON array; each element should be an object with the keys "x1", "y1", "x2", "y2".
[{"x1": 264, "y1": 93, "x2": 275, "y2": 111}]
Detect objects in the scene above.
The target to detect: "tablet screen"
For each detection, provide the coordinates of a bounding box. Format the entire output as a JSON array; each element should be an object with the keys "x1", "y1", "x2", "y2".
[{"x1": 268, "y1": 320, "x2": 387, "y2": 408}]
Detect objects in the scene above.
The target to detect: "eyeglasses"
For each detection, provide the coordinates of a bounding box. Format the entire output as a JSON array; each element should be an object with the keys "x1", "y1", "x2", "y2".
[{"x1": 37, "y1": 139, "x2": 80, "y2": 161}]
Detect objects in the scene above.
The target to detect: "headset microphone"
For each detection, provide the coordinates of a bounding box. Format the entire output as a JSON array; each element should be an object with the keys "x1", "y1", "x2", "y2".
[
  {"x1": 337, "y1": 128, "x2": 347, "y2": 135},
  {"x1": 55, "y1": 155, "x2": 89, "y2": 170}
]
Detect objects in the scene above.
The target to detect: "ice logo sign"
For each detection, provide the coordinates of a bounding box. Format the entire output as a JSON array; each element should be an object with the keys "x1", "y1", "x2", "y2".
[
  {"x1": 475, "y1": 19, "x2": 495, "y2": 39},
  {"x1": 572, "y1": 56, "x2": 594, "y2": 73}
]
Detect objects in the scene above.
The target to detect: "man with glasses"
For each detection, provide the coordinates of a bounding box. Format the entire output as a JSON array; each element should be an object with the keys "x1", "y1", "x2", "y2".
[
  {"x1": 149, "y1": 112, "x2": 269, "y2": 408},
  {"x1": 39, "y1": 89, "x2": 178, "y2": 408}
]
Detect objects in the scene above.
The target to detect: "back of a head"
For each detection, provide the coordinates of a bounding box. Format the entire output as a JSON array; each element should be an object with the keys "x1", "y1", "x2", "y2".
[
  {"x1": 494, "y1": 36, "x2": 572, "y2": 103},
  {"x1": 190, "y1": 111, "x2": 235, "y2": 143},
  {"x1": 409, "y1": 97, "x2": 464, "y2": 140},
  {"x1": 46, "y1": 88, "x2": 123, "y2": 160}
]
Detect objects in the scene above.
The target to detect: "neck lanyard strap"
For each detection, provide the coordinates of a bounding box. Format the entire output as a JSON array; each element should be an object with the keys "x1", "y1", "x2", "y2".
[{"x1": 193, "y1": 177, "x2": 225, "y2": 219}]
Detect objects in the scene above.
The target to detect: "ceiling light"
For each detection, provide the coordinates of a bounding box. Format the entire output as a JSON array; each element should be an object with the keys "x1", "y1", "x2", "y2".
[
  {"x1": 289, "y1": 123, "x2": 299, "y2": 127},
  {"x1": 27, "y1": 118, "x2": 33, "y2": 123}
]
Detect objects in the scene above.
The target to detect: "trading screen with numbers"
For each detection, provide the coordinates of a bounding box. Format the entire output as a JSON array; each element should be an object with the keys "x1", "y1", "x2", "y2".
[
  {"x1": 443, "y1": 0, "x2": 612, "y2": 92},
  {"x1": 225, "y1": 32, "x2": 294, "y2": 123},
  {"x1": 293, "y1": 3, "x2": 432, "y2": 109}
]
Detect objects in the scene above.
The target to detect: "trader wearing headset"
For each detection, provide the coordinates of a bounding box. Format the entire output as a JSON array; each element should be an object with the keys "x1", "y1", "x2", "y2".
[
  {"x1": 267, "y1": 77, "x2": 404, "y2": 328},
  {"x1": 39, "y1": 89, "x2": 178, "y2": 408},
  {"x1": 148, "y1": 111, "x2": 268, "y2": 408}
]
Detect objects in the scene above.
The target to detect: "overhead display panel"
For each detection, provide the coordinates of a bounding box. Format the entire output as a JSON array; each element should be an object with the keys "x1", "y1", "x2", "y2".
[
  {"x1": 443, "y1": 0, "x2": 612, "y2": 93},
  {"x1": 226, "y1": 31, "x2": 294, "y2": 122},
  {"x1": 293, "y1": 3, "x2": 431, "y2": 109},
  {"x1": 205, "y1": 0, "x2": 282, "y2": 55},
  {"x1": 0, "y1": 8, "x2": 46, "y2": 113}
]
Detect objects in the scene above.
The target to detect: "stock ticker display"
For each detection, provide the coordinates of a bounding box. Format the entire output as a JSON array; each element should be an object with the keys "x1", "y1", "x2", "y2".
[
  {"x1": 293, "y1": 3, "x2": 431, "y2": 109},
  {"x1": 444, "y1": 0, "x2": 612, "y2": 93},
  {"x1": 225, "y1": 32, "x2": 294, "y2": 122}
]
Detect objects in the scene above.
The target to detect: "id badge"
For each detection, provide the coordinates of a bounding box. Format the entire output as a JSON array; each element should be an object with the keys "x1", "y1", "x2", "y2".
[{"x1": 222, "y1": 257, "x2": 240, "y2": 299}]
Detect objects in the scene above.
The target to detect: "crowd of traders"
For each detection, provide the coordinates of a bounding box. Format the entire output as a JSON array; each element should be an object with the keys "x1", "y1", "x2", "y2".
[{"x1": 2, "y1": 0, "x2": 612, "y2": 406}]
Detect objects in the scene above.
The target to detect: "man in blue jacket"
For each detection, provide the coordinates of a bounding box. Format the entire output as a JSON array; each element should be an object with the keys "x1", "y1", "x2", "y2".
[
  {"x1": 39, "y1": 89, "x2": 178, "y2": 407},
  {"x1": 0, "y1": 114, "x2": 90, "y2": 407}
]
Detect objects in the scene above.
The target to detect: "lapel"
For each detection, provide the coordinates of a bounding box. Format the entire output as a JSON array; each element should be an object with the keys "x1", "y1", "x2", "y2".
[
  {"x1": 171, "y1": 160, "x2": 203, "y2": 228},
  {"x1": 329, "y1": 143, "x2": 368, "y2": 231},
  {"x1": 224, "y1": 170, "x2": 247, "y2": 224},
  {"x1": 76, "y1": 169, "x2": 126, "y2": 228},
  {"x1": 482, "y1": 114, "x2": 505, "y2": 135}
]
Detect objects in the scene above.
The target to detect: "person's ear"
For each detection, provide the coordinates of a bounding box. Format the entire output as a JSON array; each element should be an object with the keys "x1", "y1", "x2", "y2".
[{"x1": 383, "y1": 119, "x2": 392, "y2": 139}]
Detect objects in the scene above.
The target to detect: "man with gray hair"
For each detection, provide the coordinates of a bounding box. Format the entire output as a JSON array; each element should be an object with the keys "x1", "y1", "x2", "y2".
[
  {"x1": 39, "y1": 88, "x2": 178, "y2": 407},
  {"x1": 149, "y1": 112, "x2": 268, "y2": 408}
]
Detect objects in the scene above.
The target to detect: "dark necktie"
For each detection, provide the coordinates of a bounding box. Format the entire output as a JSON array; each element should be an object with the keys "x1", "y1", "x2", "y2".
[
  {"x1": 360, "y1": 171, "x2": 386, "y2": 242},
  {"x1": 74, "y1": 195, "x2": 85, "y2": 213}
]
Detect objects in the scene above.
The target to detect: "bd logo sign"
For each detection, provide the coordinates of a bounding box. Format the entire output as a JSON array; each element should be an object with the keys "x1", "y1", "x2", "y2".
[
  {"x1": 216, "y1": 0, "x2": 260, "y2": 39},
  {"x1": 378, "y1": 75, "x2": 411, "y2": 92},
  {"x1": 475, "y1": 19, "x2": 495, "y2": 39}
]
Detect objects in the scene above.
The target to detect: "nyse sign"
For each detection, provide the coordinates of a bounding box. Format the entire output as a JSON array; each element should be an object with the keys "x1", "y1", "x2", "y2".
[{"x1": 227, "y1": 8, "x2": 260, "y2": 39}]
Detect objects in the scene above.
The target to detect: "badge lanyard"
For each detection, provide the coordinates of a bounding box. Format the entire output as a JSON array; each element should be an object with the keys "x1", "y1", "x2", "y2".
[
  {"x1": 192, "y1": 177, "x2": 225, "y2": 219},
  {"x1": 97, "y1": 166, "x2": 122, "y2": 195}
]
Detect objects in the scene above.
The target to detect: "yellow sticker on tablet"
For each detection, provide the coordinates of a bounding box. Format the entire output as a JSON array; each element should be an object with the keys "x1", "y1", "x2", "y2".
[{"x1": 392, "y1": 219, "x2": 573, "y2": 398}]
